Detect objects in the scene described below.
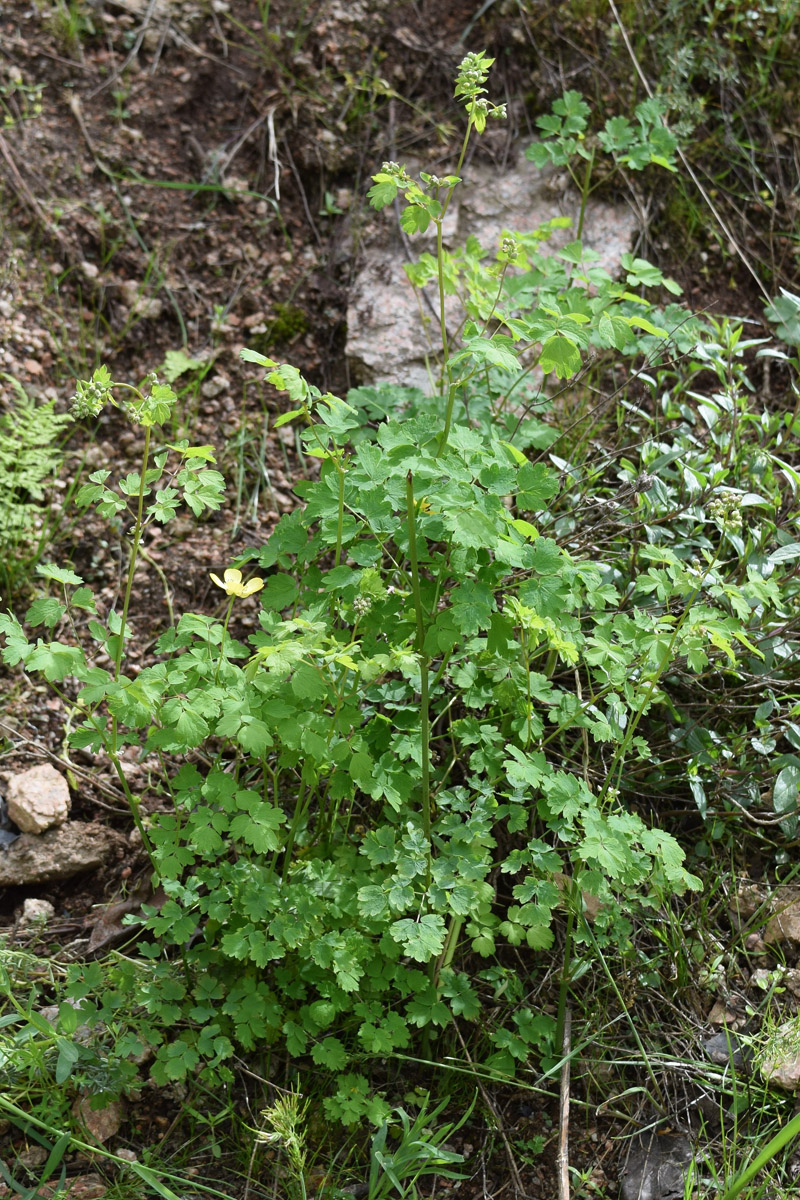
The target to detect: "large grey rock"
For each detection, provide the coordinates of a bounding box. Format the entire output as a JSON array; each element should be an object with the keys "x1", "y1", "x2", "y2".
[
  {"x1": 347, "y1": 155, "x2": 638, "y2": 391},
  {"x1": 6, "y1": 763, "x2": 70, "y2": 833},
  {"x1": 619, "y1": 1128, "x2": 694, "y2": 1200},
  {"x1": 702, "y1": 1029, "x2": 753, "y2": 1071},
  {"x1": 0, "y1": 821, "x2": 121, "y2": 886}
]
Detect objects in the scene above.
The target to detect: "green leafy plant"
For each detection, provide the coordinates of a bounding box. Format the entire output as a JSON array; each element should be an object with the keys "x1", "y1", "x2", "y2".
[
  {"x1": 1, "y1": 52, "x2": 787, "y2": 1139},
  {"x1": 40, "y1": 0, "x2": 97, "y2": 54},
  {"x1": 0, "y1": 375, "x2": 73, "y2": 597},
  {"x1": 367, "y1": 1094, "x2": 472, "y2": 1200},
  {"x1": 525, "y1": 89, "x2": 679, "y2": 238},
  {"x1": 0, "y1": 950, "x2": 140, "y2": 1114},
  {"x1": 765, "y1": 288, "x2": 800, "y2": 347},
  {"x1": 0, "y1": 366, "x2": 226, "y2": 854},
  {"x1": 0, "y1": 65, "x2": 44, "y2": 128}
]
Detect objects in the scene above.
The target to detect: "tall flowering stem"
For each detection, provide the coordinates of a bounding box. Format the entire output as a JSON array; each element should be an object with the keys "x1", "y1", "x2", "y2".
[{"x1": 210, "y1": 568, "x2": 264, "y2": 682}]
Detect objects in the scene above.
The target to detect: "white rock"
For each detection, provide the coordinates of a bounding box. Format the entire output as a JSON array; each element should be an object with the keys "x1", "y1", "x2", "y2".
[
  {"x1": 764, "y1": 889, "x2": 800, "y2": 944},
  {"x1": 6, "y1": 764, "x2": 70, "y2": 834},
  {"x1": 134, "y1": 297, "x2": 163, "y2": 321},
  {"x1": 17, "y1": 898, "x2": 56, "y2": 928},
  {"x1": 200, "y1": 375, "x2": 231, "y2": 398},
  {"x1": 347, "y1": 153, "x2": 638, "y2": 391},
  {"x1": 761, "y1": 1021, "x2": 800, "y2": 1090}
]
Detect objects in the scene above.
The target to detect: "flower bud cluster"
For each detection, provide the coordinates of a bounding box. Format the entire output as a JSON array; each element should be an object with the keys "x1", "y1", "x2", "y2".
[
  {"x1": 455, "y1": 52, "x2": 492, "y2": 98},
  {"x1": 380, "y1": 161, "x2": 412, "y2": 185},
  {"x1": 70, "y1": 369, "x2": 113, "y2": 418},
  {"x1": 708, "y1": 491, "x2": 743, "y2": 531},
  {"x1": 472, "y1": 97, "x2": 507, "y2": 119},
  {"x1": 454, "y1": 52, "x2": 506, "y2": 126},
  {"x1": 123, "y1": 401, "x2": 145, "y2": 425},
  {"x1": 353, "y1": 594, "x2": 373, "y2": 616}
]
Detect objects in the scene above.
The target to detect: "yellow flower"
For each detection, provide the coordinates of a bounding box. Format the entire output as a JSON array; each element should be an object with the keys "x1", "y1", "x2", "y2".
[{"x1": 210, "y1": 568, "x2": 264, "y2": 598}]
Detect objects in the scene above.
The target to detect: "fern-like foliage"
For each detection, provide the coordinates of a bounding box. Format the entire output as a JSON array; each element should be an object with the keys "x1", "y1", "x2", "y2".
[{"x1": 0, "y1": 374, "x2": 72, "y2": 561}]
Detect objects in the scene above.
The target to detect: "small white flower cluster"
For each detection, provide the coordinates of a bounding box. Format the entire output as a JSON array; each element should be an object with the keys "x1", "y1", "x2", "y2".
[{"x1": 686, "y1": 557, "x2": 709, "y2": 581}]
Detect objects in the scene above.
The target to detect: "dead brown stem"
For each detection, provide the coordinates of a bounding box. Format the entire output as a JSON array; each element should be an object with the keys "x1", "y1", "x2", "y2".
[{"x1": 557, "y1": 1007, "x2": 572, "y2": 1200}]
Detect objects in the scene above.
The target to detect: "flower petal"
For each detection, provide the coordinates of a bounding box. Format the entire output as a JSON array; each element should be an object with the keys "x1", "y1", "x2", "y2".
[{"x1": 210, "y1": 567, "x2": 263, "y2": 598}]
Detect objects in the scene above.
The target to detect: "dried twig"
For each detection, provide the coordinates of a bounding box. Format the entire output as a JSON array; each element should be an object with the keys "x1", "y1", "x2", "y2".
[
  {"x1": 454, "y1": 1025, "x2": 527, "y2": 1198},
  {"x1": 606, "y1": 0, "x2": 771, "y2": 303},
  {"x1": 282, "y1": 137, "x2": 323, "y2": 248},
  {"x1": 557, "y1": 1007, "x2": 572, "y2": 1200},
  {"x1": 87, "y1": 0, "x2": 159, "y2": 97},
  {"x1": 0, "y1": 131, "x2": 69, "y2": 252},
  {"x1": 267, "y1": 106, "x2": 281, "y2": 201}
]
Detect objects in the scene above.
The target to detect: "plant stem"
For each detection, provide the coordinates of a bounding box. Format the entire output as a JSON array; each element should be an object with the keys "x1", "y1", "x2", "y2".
[
  {"x1": 281, "y1": 780, "x2": 309, "y2": 884},
  {"x1": 114, "y1": 422, "x2": 151, "y2": 681},
  {"x1": 434, "y1": 214, "x2": 452, "y2": 392},
  {"x1": 434, "y1": 914, "x2": 463, "y2": 987},
  {"x1": 576, "y1": 148, "x2": 594, "y2": 241},
  {"x1": 406, "y1": 472, "x2": 432, "y2": 873},
  {"x1": 334, "y1": 458, "x2": 345, "y2": 568},
  {"x1": 555, "y1": 893, "x2": 575, "y2": 1057},
  {"x1": 107, "y1": 751, "x2": 156, "y2": 868},
  {"x1": 436, "y1": 117, "x2": 473, "y2": 458},
  {"x1": 556, "y1": 1007, "x2": 572, "y2": 1200},
  {"x1": 434, "y1": 220, "x2": 461, "y2": 459},
  {"x1": 478, "y1": 263, "x2": 509, "y2": 338},
  {"x1": 105, "y1": 419, "x2": 158, "y2": 869},
  {"x1": 580, "y1": 912, "x2": 666, "y2": 1110},
  {"x1": 215, "y1": 597, "x2": 236, "y2": 684}
]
